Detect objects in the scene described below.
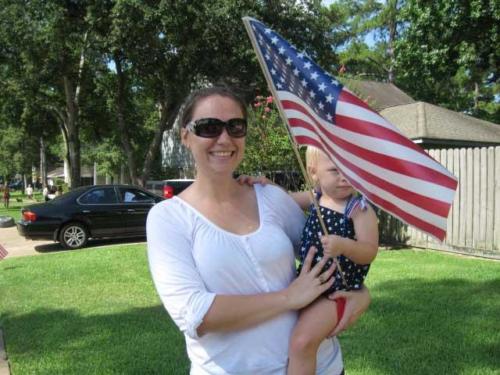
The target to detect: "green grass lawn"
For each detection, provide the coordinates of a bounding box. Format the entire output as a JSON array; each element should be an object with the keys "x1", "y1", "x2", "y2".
[
  {"x1": 0, "y1": 191, "x2": 42, "y2": 221},
  {"x1": 1, "y1": 246, "x2": 499, "y2": 374}
]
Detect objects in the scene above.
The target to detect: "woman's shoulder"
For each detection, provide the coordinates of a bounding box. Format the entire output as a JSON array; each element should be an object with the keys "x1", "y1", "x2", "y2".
[
  {"x1": 256, "y1": 183, "x2": 303, "y2": 218},
  {"x1": 255, "y1": 182, "x2": 291, "y2": 202},
  {"x1": 147, "y1": 198, "x2": 193, "y2": 227}
]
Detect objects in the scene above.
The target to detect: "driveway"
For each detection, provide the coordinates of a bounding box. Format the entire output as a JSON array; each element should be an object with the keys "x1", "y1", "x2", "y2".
[
  {"x1": 0, "y1": 226, "x2": 54, "y2": 258},
  {"x1": 0, "y1": 226, "x2": 147, "y2": 259}
]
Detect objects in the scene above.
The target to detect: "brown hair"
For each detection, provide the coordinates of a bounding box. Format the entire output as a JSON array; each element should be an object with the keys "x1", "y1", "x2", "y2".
[{"x1": 179, "y1": 86, "x2": 247, "y2": 127}]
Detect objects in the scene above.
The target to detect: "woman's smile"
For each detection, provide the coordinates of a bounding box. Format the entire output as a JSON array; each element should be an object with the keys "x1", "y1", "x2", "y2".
[{"x1": 209, "y1": 151, "x2": 235, "y2": 157}]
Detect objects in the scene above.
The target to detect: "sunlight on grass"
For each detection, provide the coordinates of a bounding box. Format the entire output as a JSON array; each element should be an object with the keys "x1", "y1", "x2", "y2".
[{"x1": 0, "y1": 191, "x2": 42, "y2": 221}]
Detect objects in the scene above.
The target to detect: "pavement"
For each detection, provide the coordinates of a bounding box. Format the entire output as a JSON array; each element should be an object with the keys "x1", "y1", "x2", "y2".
[
  {"x1": 0, "y1": 224, "x2": 146, "y2": 375},
  {"x1": 0, "y1": 226, "x2": 55, "y2": 258}
]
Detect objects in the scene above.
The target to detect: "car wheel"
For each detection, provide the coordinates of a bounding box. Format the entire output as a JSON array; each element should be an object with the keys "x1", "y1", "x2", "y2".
[
  {"x1": 59, "y1": 222, "x2": 88, "y2": 249},
  {"x1": 0, "y1": 216, "x2": 15, "y2": 228}
]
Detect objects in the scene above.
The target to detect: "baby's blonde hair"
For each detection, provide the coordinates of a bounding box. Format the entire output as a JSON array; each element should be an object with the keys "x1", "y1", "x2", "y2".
[{"x1": 305, "y1": 146, "x2": 323, "y2": 186}]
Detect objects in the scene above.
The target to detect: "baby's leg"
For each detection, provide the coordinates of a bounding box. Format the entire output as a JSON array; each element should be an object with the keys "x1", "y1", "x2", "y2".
[{"x1": 287, "y1": 297, "x2": 338, "y2": 375}]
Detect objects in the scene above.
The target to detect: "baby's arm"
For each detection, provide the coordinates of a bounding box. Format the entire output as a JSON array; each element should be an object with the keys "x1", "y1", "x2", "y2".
[
  {"x1": 289, "y1": 191, "x2": 312, "y2": 210},
  {"x1": 321, "y1": 205, "x2": 378, "y2": 264}
]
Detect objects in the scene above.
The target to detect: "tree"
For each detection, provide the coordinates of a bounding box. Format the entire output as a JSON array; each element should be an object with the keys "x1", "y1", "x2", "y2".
[
  {"x1": 89, "y1": 0, "x2": 338, "y2": 186},
  {"x1": 328, "y1": 0, "x2": 405, "y2": 81},
  {"x1": 239, "y1": 95, "x2": 300, "y2": 174},
  {"x1": 0, "y1": 0, "x2": 95, "y2": 188},
  {"x1": 395, "y1": 0, "x2": 499, "y2": 121}
]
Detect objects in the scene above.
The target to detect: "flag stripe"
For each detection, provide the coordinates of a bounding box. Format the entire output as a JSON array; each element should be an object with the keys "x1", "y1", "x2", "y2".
[
  {"x1": 289, "y1": 119, "x2": 455, "y2": 206},
  {"x1": 292, "y1": 124, "x2": 451, "y2": 222},
  {"x1": 334, "y1": 113, "x2": 429, "y2": 157},
  {"x1": 337, "y1": 89, "x2": 377, "y2": 114},
  {"x1": 295, "y1": 134, "x2": 447, "y2": 239},
  {"x1": 292, "y1": 125, "x2": 452, "y2": 217},
  {"x1": 0, "y1": 243, "x2": 8, "y2": 260},
  {"x1": 282, "y1": 99, "x2": 457, "y2": 188},
  {"x1": 282, "y1": 94, "x2": 454, "y2": 177}
]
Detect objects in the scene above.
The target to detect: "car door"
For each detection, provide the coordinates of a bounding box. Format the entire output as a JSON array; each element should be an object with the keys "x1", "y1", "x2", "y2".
[
  {"x1": 117, "y1": 187, "x2": 157, "y2": 235},
  {"x1": 77, "y1": 187, "x2": 126, "y2": 237}
]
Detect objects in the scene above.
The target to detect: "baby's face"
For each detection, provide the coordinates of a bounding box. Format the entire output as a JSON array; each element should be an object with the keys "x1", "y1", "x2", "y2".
[{"x1": 313, "y1": 152, "x2": 354, "y2": 200}]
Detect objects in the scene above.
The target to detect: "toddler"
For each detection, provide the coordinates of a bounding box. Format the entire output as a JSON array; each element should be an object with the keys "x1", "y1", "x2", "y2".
[{"x1": 287, "y1": 146, "x2": 379, "y2": 374}]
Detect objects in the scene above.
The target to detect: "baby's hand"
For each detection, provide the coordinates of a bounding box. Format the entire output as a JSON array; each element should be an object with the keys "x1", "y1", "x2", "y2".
[
  {"x1": 321, "y1": 234, "x2": 343, "y2": 258},
  {"x1": 236, "y1": 175, "x2": 273, "y2": 186}
]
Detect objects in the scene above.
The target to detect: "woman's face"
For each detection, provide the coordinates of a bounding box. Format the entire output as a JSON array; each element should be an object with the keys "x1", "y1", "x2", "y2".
[{"x1": 181, "y1": 95, "x2": 245, "y2": 178}]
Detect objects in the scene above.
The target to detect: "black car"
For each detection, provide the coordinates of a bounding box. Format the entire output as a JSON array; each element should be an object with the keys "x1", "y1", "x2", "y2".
[
  {"x1": 17, "y1": 184, "x2": 164, "y2": 249},
  {"x1": 8, "y1": 180, "x2": 24, "y2": 190}
]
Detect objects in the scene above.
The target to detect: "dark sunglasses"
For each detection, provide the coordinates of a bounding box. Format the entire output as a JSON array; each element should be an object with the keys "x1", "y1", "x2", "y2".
[{"x1": 186, "y1": 118, "x2": 247, "y2": 138}]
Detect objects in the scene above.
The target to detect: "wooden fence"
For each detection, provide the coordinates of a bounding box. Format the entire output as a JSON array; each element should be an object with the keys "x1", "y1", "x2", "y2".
[{"x1": 380, "y1": 146, "x2": 500, "y2": 259}]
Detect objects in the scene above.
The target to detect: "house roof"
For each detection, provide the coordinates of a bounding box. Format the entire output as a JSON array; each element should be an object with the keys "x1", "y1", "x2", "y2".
[
  {"x1": 380, "y1": 101, "x2": 500, "y2": 145},
  {"x1": 47, "y1": 166, "x2": 95, "y2": 179},
  {"x1": 343, "y1": 79, "x2": 416, "y2": 111}
]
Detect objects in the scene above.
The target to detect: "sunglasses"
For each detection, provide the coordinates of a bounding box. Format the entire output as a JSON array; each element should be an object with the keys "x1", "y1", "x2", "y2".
[{"x1": 186, "y1": 118, "x2": 247, "y2": 138}]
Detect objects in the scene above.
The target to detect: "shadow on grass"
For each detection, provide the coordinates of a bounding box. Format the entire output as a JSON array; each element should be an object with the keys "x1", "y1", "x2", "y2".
[
  {"x1": 3, "y1": 278, "x2": 500, "y2": 375},
  {"x1": 342, "y1": 277, "x2": 500, "y2": 375},
  {"x1": 2, "y1": 305, "x2": 189, "y2": 375},
  {"x1": 34, "y1": 236, "x2": 146, "y2": 253}
]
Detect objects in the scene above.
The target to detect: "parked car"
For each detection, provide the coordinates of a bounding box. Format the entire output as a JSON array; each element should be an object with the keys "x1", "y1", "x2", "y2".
[
  {"x1": 17, "y1": 184, "x2": 164, "y2": 249},
  {"x1": 8, "y1": 180, "x2": 24, "y2": 191},
  {"x1": 145, "y1": 179, "x2": 194, "y2": 199}
]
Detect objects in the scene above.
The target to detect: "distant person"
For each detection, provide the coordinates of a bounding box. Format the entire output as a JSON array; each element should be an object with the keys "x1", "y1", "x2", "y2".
[
  {"x1": 47, "y1": 186, "x2": 57, "y2": 200},
  {"x1": 43, "y1": 186, "x2": 49, "y2": 202},
  {"x1": 55, "y1": 185, "x2": 63, "y2": 197},
  {"x1": 3, "y1": 185, "x2": 10, "y2": 208},
  {"x1": 25, "y1": 184, "x2": 34, "y2": 200}
]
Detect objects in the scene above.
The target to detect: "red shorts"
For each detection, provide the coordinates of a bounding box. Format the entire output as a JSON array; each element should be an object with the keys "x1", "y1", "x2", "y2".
[{"x1": 335, "y1": 297, "x2": 346, "y2": 327}]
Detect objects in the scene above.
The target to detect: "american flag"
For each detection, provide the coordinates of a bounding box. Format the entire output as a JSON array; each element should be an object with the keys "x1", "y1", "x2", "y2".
[
  {"x1": 0, "y1": 243, "x2": 8, "y2": 260},
  {"x1": 243, "y1": 17, "x2": 458, "y2": 241}
]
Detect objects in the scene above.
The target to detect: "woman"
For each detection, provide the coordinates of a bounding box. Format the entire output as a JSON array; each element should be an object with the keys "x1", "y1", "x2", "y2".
[{"x1": 147, "y1": 86, "x2": 370, "y2": 374}]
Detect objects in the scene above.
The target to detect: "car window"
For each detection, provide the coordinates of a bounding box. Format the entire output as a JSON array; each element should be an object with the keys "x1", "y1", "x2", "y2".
[
  {"x1": 118, "y1": 188, "x2": 155, "y2": 203},
  {"x1": 79, "y1": 188, "x2": 118, "y2": 204}
]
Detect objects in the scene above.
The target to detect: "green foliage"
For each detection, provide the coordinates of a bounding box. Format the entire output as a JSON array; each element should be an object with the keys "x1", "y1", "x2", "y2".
[
  {"x1": 238, "y1": 95, "x2": 301, "y2": 175},
  {"x1": 331, "y1": 0, "x2": 404, "y2": 81},
  {"x1": 394, "y1": 0, "x2": 499, "y2": 122}
]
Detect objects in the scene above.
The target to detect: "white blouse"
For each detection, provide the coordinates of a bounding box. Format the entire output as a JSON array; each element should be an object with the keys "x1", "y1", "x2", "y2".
[{"x1": 147, "y1": 184, "x2": 343, "y2": 374}]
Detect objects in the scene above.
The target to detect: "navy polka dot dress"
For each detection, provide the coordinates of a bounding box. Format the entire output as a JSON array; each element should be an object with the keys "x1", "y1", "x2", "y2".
[{"x1": 298, "y1": 194, "x2": 370, "y2": 293}]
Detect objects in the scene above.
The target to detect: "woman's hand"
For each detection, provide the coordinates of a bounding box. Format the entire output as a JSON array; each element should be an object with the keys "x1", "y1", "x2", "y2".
[
  {"x1": 236, "y1": 174, "x2": 273, "y2": 186},
  {"x1": 328, "y1": 286, "x2": 371, "y2": 336},
  {"x1": 283, "y1": 247, "x2": 336, "y2": 310}
]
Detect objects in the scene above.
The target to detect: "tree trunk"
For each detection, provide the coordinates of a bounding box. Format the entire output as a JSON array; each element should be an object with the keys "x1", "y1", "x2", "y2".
[
  {"x1": 59, "y1": 32, "x2": 87, "y2": 189},
  {"x1": 139, "y1": 96, "x2": 182, "y2": 187},
  {"x1": 474, "y1": 81, "x2": 480, "y2": 110},
  {"x1": 114, "y1": 53, "x2": 138, "y2": 185},
  {"x1": 40, "y1": 137, "x2": 47, "y2": 187},
  {"x1": 387, "y1": 0, "x2": 398, "y2": 83},
  {"x1": 63, "y1": 75, "x2": 81, "y2": 188}
]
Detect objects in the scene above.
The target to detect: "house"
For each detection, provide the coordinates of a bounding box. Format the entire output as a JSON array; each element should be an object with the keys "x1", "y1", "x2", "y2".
[
  {"x1": 343, "y1": 79, "x2": 500, "y2": 147},
  {"x1": 47, "y1": 164, "x2": 106, "y2": 186}
]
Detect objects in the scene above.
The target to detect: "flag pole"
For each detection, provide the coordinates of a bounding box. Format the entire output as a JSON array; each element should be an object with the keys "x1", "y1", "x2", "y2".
[{"x1": 243, "y1": 17, "x2": 347, "y2": 287}]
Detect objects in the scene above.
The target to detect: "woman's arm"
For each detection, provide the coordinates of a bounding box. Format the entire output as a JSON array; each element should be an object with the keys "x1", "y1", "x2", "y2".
[
  {"x1": 289, "y1": 191, "x2": 312, "y2": 211},
  {"x1": 197, "y1": 249, "x2": 336, "y2": 336}
]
